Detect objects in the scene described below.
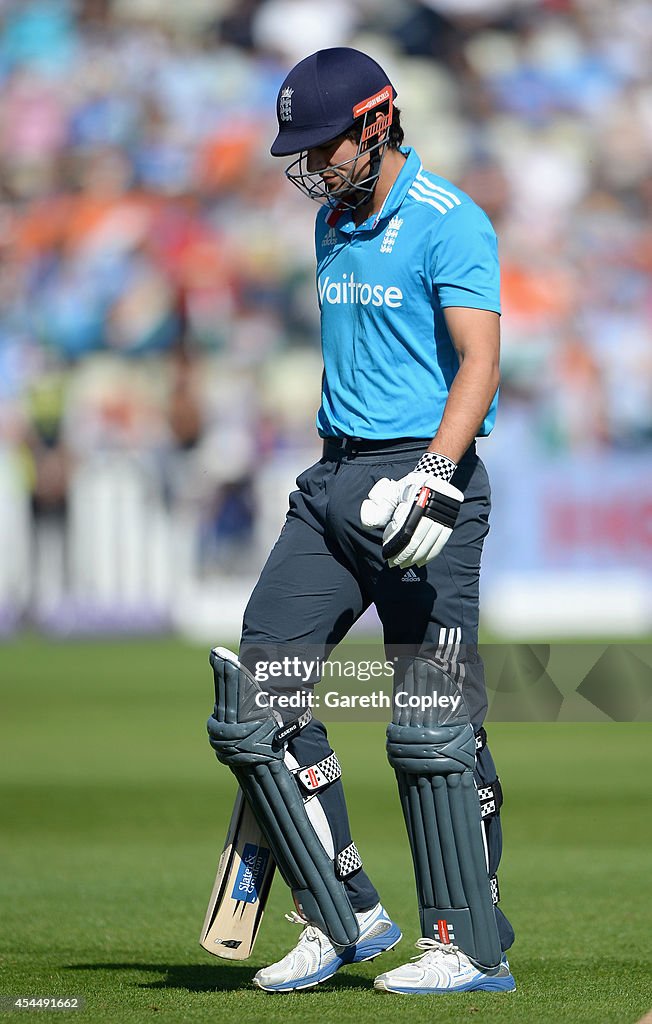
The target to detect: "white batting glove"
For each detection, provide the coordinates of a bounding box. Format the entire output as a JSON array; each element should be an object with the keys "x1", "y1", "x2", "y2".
[{"x1": 360, "y1": 453, "x2": 463, "y2": 569}]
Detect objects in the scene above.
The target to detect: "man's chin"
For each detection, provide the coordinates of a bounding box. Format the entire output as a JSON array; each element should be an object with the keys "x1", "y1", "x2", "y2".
[
  {"x1": 324, "y1": 180, "x2": 351, "y2": 195},
  {"x1": 325, "y1": 181, "x2": 365, "y2": 207}
]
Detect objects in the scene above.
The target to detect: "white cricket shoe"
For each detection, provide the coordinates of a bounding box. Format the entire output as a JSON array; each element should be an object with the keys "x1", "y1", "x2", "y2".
[
  {"x1": 374, "y1": 937, "x2": 515, "y2": 994},
  {"x1": 253, "y1": 903, "x2": 402, "y2": 992}
]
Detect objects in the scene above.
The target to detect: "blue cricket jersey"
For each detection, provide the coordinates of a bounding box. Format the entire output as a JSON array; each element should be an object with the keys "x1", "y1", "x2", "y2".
[{"x1": 315, "y1": 146, "x2": 500, "y2": 439}]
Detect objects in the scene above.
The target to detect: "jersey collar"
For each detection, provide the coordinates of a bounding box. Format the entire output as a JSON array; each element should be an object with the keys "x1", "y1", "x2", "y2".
[{"x1": 333, "y1": 146, "x2": 420, "y2": 235}]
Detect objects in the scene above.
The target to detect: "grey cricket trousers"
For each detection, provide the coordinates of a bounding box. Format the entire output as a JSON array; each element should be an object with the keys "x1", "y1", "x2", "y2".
[{"x1": 239, "y1": 438, "x2": 514, "y2": 950}]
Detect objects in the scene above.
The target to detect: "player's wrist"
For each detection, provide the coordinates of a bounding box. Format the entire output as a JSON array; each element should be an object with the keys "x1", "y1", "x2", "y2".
[{"x1": 414, "y1": 451, "x2": 457, "y2": 483}]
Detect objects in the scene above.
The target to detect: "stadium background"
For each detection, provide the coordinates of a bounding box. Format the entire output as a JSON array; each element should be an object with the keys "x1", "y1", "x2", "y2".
[
  {"x1": 2, "y1": 4, "x2": 652, "y2": 1023},
  {"x1": 0, "y1": 0, "x2": 650, "y2": 641}
]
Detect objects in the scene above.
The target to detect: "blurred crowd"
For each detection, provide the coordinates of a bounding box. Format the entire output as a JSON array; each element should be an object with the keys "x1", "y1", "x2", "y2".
[{"x1": 0, "y1": 0, "x2": 651, "y2": 583}]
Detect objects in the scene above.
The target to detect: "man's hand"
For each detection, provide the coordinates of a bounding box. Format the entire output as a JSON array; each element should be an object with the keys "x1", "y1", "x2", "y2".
[{"x1": 360, "y1": 471, "x2": 463, "y2": 568}]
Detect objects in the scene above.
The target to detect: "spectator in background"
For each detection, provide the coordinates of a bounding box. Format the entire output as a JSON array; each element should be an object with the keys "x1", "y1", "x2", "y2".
[{"x1": 0, "y1": 0, "x2": 650, "y2": 627}]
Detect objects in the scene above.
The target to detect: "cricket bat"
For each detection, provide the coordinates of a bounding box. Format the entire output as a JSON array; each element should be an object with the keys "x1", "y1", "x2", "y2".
[{"x1": 199, "y1": 788, "x2": 276, "y2": 959}]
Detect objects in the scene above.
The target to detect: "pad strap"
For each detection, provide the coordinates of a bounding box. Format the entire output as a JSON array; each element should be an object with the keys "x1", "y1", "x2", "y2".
[
  {"x1": 272, "y1": 708, "x2": 313, "y2": 749},
  {"x1": 477, "y1": 779, "x2": 503, "y2": 819},
  {"x1": 489, "y1": 874, "x2": 500, "y2": 905},
  {"x1": 294, "y1": 752, "x2": 342, "y2": 794},
  {"x1": 336, "y1": 841, "x2": 363, "y2": 880}
]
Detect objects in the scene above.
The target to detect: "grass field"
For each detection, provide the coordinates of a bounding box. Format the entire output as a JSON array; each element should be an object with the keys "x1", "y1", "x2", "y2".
[{"x1": 2, "y1": 634, "x2": 651, "y2": 1023}]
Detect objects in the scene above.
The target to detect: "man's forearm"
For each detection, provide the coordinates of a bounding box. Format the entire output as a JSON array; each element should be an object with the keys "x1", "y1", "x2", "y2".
[{"x1": 428, "y1": 357, "x2": 499, "y2": 464}]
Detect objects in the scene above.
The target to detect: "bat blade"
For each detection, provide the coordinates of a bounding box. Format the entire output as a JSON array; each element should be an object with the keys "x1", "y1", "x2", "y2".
[{"x1": 200, "y1": 789, "x2": 276, "y2": 960}]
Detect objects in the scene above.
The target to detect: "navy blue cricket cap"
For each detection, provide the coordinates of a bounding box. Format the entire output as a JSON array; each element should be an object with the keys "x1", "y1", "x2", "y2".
[{"x1": 271, "y1": 47, "x2": 396, "y2": 157}]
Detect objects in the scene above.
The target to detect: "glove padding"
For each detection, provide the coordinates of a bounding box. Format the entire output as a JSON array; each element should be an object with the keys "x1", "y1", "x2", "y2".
[{"x1": 360, "y1": 472, "x2": 463, "y2": 568}]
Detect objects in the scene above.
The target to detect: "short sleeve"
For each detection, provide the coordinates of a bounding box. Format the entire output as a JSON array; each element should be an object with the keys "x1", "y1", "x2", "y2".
[{"x1": 431, "y1": 203, "x2": 501, "y2": 313}]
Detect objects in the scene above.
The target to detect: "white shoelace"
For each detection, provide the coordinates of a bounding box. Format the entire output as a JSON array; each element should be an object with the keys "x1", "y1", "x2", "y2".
[
  {"x1": 411, "y1": 937, "x2": 463, "y2": 968},
  {"x1": 284, "y1": 910, "x2": 321, "y2": 943}
]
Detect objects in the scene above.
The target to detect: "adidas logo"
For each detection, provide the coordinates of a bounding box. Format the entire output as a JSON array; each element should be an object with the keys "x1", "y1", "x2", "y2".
[
  {"x1": 322, "y1": 226, "x2": 337, "y2": 247},
  {"x1": 401, "y1": 568, "x2": 420, "y2": 583}
]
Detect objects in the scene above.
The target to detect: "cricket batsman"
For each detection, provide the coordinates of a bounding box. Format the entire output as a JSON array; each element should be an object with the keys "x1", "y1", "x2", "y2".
[{"x1": 206, "y1": 46, "x2": 516, "y2": 994}]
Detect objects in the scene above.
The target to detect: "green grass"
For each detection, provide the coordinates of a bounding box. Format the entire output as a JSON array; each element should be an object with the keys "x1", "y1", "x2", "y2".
[{"x1": 1, "y1": 634, "x2": 651, "y2": 1023}]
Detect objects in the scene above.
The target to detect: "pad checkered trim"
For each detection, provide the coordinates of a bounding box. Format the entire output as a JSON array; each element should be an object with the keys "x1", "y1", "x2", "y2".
[
  {"x1": 296, "y1": 752, "x2": 342, "y2": 793},
  {"x1": 477, "y1": 779, "x2": 503, "y2": 819},
  {"x1": 475, "y1": 727, "x2": 487, "y2": 753},
  {"x1": 414, "y1": 451, "x2": 457, "y2": 482},
  {"x1": 336, "y1": 842, "x2": 362, "y2": 880},
  {"x1": 297, "y1": 708, "x2": 313, "y2": 729},
  {"x1": 489, "y1": 874, "x2": 500, "y2": 905}
]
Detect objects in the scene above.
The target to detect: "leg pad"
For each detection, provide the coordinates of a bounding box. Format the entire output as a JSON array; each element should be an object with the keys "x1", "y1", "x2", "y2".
[
  {"x1": 207, "y1": 647, "x2": 359, "y2": 947},
  {"x1": 387, "y1": 656, "x2": 501, "y2": 968}
]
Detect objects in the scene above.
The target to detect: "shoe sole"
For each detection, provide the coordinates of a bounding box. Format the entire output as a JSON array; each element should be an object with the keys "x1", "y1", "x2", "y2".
[
  {"x1": 374, "y1": 976, "x2": 516, "y2": 995},
  {"x1": 253, "y1": 927, "x2": 403, "y2": 993},
  {"x1": 349, "y1": 923, "x2": 403, "y2": 965}
]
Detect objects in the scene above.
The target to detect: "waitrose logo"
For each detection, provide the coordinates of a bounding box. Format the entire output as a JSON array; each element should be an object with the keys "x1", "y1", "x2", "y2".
[{"x1": 318, "y1": 273, "x2": 403, "y2": 308}]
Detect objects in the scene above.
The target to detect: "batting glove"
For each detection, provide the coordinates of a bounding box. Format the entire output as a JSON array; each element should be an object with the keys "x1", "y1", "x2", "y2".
[{"x1": 360, "y1": 452, "x2": 463, "y2": 568}]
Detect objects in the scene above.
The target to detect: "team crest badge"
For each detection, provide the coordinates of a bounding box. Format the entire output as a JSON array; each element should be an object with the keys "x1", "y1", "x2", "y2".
[
  {"x1": 279, "y1": 87, "x2": 294, "y2": 122},
  {"x1": 380, "y1": 216, "x2": 403, "y2": 254}
]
